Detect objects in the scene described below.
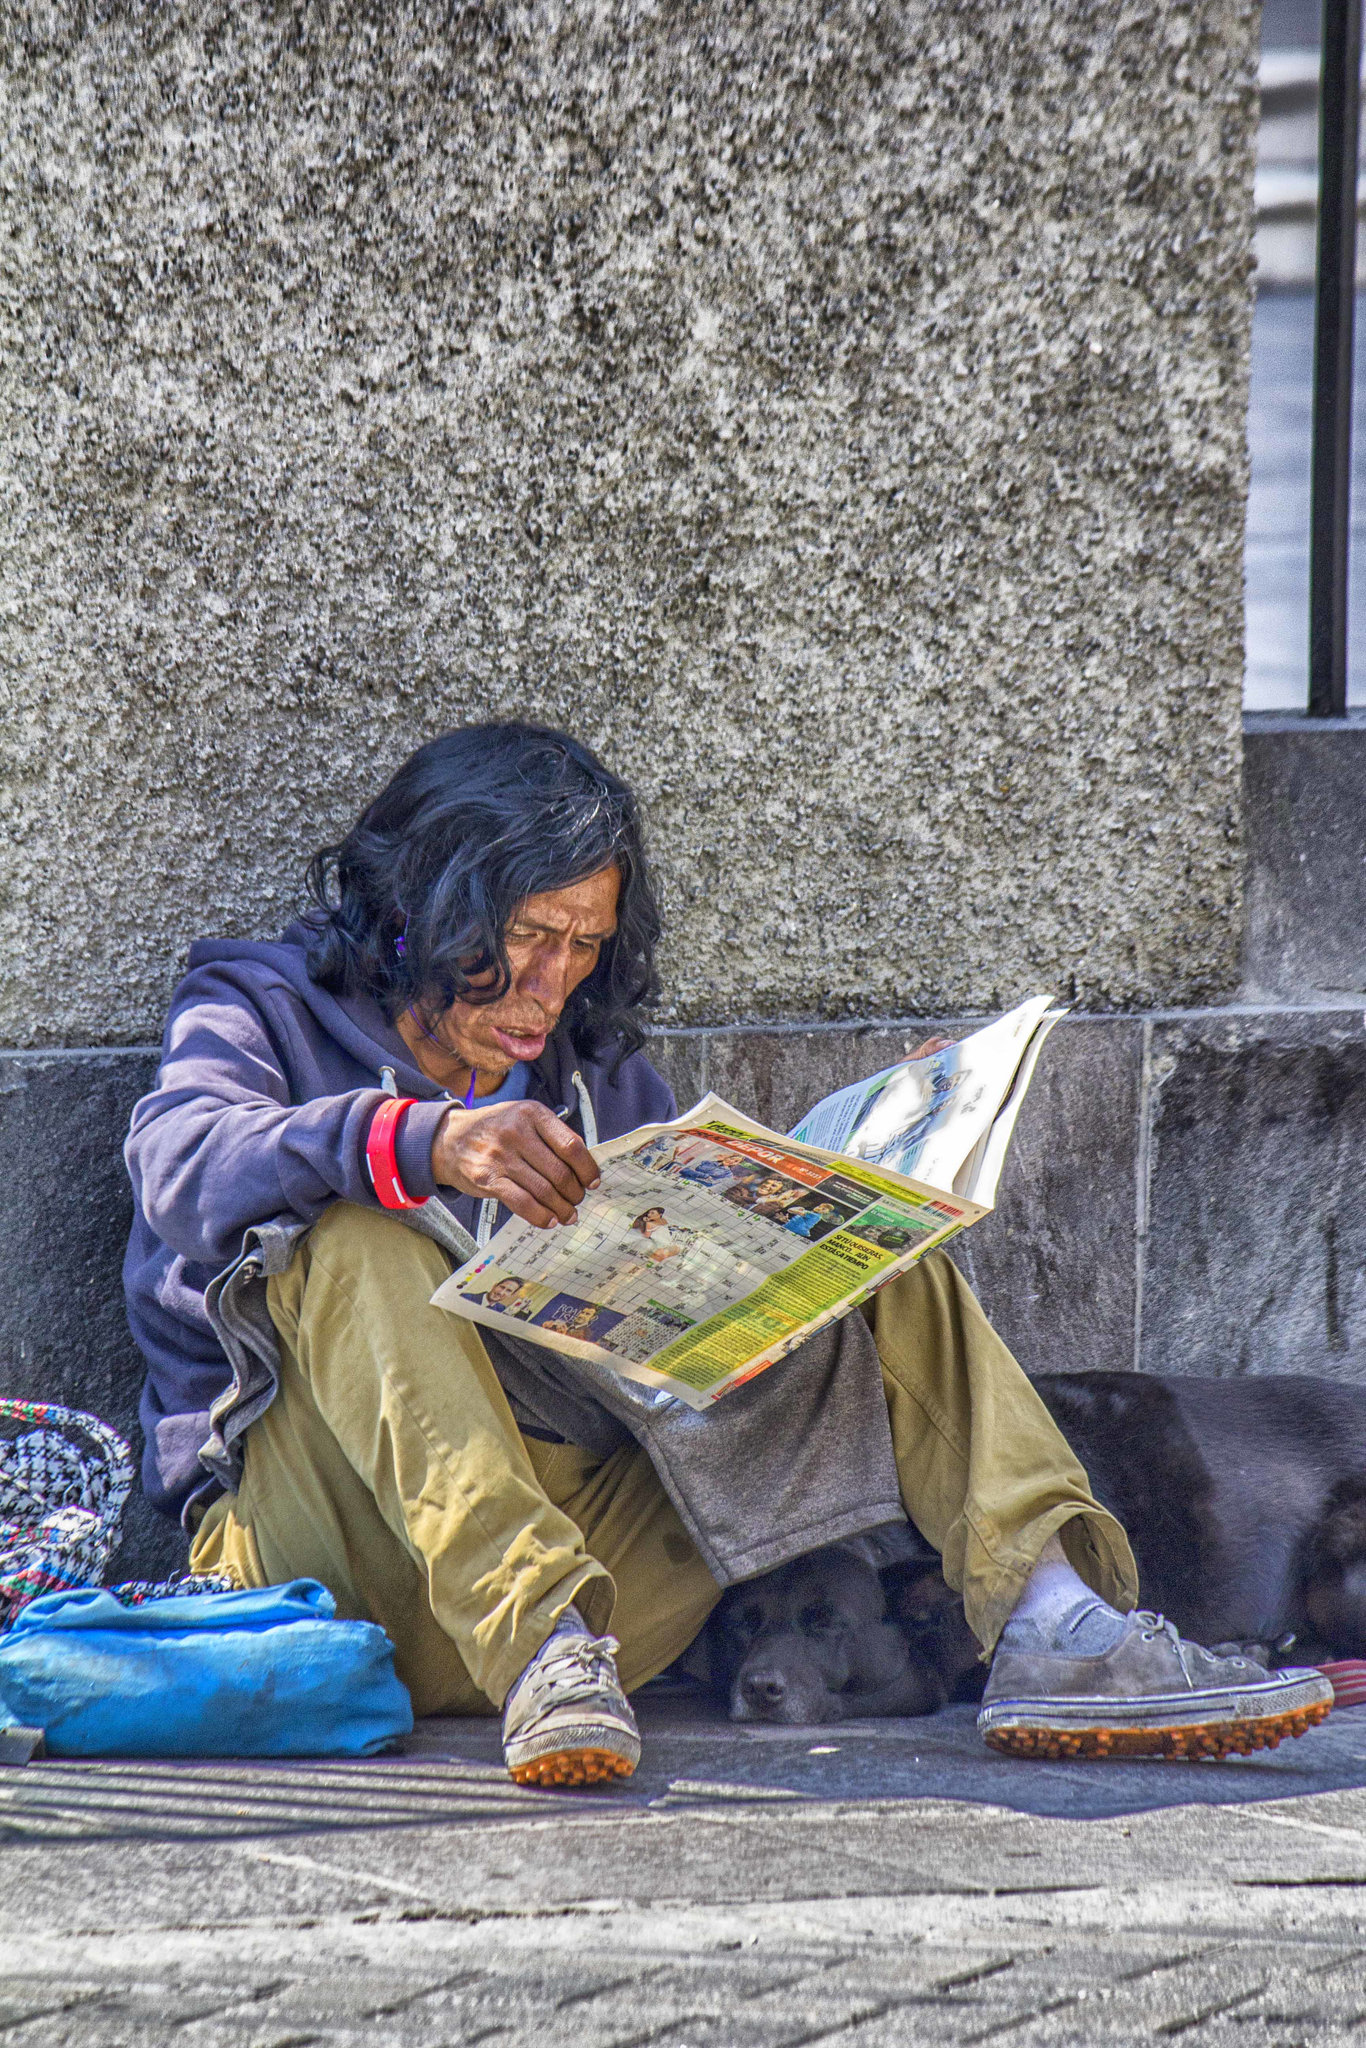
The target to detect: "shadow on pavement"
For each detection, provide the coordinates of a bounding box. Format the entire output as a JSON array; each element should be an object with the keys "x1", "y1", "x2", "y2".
[
  {"x1": 612, "y1": 1694, "x2": 1366, "y2": 1824},
  {"x1": 1, "y1": 1696, "x2": 1363, "y2": 1851}
]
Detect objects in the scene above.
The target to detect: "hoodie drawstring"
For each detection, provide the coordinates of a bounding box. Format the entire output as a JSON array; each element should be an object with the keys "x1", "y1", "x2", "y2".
[
  {"x1": 571, "y1": 1070, "x2": 598, "y2": 1149},
  {"x1": 483, "y1": 1074, "x2": 593, "y2": 1248},
  {"x1": 398, "y1": 1065, "x2": 594, "y2": 1249}
]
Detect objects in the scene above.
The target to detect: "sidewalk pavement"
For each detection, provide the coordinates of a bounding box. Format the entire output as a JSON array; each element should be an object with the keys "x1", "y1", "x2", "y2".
[{"x1": 2, "y1": 1694, "x2": 1366, "y2": 2044}]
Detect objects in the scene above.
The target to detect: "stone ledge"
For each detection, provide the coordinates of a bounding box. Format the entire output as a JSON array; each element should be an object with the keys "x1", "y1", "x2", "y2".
[{"x1": 5, "y1": 1003, "x2": 1364, "y2": 1575}]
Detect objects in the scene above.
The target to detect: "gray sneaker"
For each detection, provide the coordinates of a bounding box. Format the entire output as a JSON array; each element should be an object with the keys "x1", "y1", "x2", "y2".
[
  {"x1": 501, "y1": 1631, "x2": 640, "y2": 1788},
  {"x1": 978, "y1": 1609, "x2": 1334, "y2": 1760}
]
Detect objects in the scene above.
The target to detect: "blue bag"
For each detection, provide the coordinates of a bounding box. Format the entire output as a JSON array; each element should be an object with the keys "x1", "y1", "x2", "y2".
[{"x1": 0, "y1": 1578, "x2": 413, "y2": 1757}]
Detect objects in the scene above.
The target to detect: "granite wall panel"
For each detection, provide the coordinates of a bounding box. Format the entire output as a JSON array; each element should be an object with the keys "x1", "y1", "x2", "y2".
[
  {"x1": 951, "y1": 1018, "x2": 1142, "y2": 1378},
  {"x1": 0, "y1": 1050, "x2": 186, "y2": 1580},
  {"x1": 8, "y1": 1006, "x2": 1366, "y2": 1580},
  {"x1": 1243, "y1": 719, "x2": 1366, "y2": 998},
  {"x1": 653, "y1": 1015, "x2": 1141, "y2": 1375},
  {"x1": 1140, "y1": 1008, "x2": 1366, "y2": 1381}
]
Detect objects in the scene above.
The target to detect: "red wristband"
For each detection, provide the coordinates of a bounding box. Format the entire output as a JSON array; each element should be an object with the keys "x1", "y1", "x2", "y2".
[{"x1": 365, "y1": 1096, "x2": 428, "y2": 1210}]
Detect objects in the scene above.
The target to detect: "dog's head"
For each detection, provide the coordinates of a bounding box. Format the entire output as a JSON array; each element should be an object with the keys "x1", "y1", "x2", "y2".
[
  {"x1": 714, "y1": 1544, "x2": 938, "y2": 1723},
  {"x1": 716, "y1": 1547, "x2": 886, "y2": 1722}
]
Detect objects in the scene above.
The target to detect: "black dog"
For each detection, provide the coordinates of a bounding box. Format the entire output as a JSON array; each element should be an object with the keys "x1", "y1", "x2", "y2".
[
  {"x1": 1033, "y1": 1371, "x2": 1366, "y2": 1661},
  {"x1": 709, "y1": 1371, "x2": 1366, "y2": 1723},
  {"x1": 712, "y1": 1540, "x2": 947, "y2": 1724}
]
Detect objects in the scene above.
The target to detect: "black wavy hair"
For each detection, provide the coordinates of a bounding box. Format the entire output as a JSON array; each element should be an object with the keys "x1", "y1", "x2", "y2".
[{"x1": 303, "y1": 723, "x2": 662, "y2": 1065}]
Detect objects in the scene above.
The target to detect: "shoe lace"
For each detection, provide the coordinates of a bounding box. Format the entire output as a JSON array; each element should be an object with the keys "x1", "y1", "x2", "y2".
[
  {"x1": 538, "y1": 1633, "x2": 622, "y2": 1687},
  {"x1": 1134, "y1": 1610, "x2": 1256, "y2": 1677},
  {"x1": 511, "y1": 1631, "x2": 627, "y2": 1720}
]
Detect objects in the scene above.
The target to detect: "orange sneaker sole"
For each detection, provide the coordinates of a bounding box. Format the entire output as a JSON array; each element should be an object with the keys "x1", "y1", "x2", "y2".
[
  {"x1": 508, "y1": 1746, "x2": 637, "y2": 1788},
  {"x1": 983, "y1": 1697, "x2": 1332, "y2": 1762}
]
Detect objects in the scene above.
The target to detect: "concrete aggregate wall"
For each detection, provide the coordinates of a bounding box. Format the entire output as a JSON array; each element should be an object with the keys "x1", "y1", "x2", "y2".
[{"x1": 0, "y1": 0, "x2": 1255, "y2": 1047}]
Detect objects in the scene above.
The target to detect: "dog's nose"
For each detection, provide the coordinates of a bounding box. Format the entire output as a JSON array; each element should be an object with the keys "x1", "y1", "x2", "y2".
[{"x1": 741, "y1": 1668, "x2": 787, "y2": 1708}]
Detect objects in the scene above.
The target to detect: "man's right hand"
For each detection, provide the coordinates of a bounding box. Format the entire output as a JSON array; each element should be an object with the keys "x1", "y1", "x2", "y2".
[{"x1": 430, "y1": 1100, "x2": 601, "y2": 1228}]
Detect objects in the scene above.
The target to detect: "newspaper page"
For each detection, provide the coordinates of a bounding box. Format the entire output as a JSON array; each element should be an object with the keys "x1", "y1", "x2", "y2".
[
  {"x1": 950, "y1": 1007, "x2": 1063, "y2": 1208},
  {"x1": 788, "y1": 994, "x2": 1056, "y2": 1199},
  {"x1": 430, "y1": 1096, "x2": 982, "y2": 1410}
]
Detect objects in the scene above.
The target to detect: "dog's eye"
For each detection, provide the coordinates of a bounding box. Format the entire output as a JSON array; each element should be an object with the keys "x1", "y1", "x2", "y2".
[
  {"x1": 800, "y1": 1601, "x2": 839, "y2": 1634},
  {"x1": 730, "y1": 1603, "x2": 764, "y2": 1641}
]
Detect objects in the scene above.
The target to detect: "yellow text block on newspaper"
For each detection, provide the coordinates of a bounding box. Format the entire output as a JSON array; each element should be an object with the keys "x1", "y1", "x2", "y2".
[{"x1": 646, "y1": 1230, "x2": 898, "y2": 1394}]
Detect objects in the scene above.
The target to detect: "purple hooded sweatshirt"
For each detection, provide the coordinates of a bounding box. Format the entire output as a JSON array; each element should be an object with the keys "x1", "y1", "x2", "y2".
[{"x1": 123, "y1": 923, "x2": 675, "y2": 1521}]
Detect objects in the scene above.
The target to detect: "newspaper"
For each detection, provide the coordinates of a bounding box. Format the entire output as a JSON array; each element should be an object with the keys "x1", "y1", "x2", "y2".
[
  {"x1": 789, "y1": 994, "x2": 1063, "y2": 1206},
  {"x1": 431, "y1": 1101, "x2": 981, "y2": 1409},
  {"x1": 430, "y1": 996, "x2": 1060, "y2": 1411}
]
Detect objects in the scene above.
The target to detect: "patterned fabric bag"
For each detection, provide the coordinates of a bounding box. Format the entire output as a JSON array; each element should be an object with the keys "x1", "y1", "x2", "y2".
[
  {"x1": 0, "y1": 1398, "x2": 228, "y2": 1629},
  {"x1": 0, "y1": 1399, "x2": 132, "y2": 1627}
]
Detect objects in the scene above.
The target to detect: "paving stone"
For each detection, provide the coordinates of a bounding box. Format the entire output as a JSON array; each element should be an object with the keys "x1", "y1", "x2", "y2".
[
  {"x1": 4, "y1": 1898, "x2": 1366, "y2": 2046},
  {"x1": 2, "y1": 1701, "x2": 1366, "y2": 2044}
]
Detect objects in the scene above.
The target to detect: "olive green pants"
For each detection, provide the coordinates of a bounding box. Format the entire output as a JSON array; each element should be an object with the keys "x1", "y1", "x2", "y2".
[{"x1": 190, "y1": 1203, "x2": 1137, "y2": 1716}]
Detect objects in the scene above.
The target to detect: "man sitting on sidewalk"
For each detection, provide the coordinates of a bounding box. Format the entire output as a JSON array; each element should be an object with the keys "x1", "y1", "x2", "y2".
[{"x1": 124, "y1": 723, "x2": 1332, "y2": 1785}]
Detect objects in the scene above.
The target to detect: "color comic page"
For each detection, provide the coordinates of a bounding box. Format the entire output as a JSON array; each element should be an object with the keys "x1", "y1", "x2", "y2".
[{"x1": 428, "y1": 1096, "x2": 984, "y2": 1410}]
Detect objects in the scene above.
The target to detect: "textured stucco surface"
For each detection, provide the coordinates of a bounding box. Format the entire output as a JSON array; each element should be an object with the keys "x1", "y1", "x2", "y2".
[{"x1": 0, "y1": 0, "x2": 1255, "y2": 1046}]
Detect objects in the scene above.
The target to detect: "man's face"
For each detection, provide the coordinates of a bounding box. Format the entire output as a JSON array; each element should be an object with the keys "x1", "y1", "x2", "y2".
[{"x1": 405, "y1": 865, "x2": 620, "y2": 1085}]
